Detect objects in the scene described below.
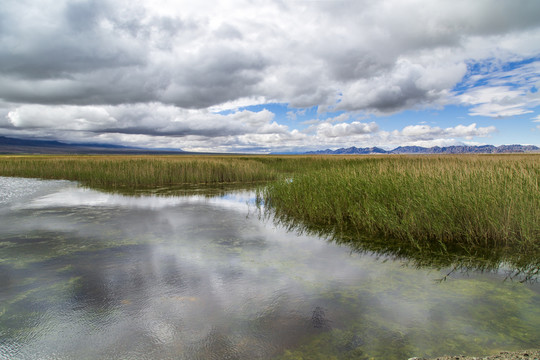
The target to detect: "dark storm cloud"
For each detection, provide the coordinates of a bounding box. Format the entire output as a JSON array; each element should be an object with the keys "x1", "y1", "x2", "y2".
[{"x1": 64, "y1": 0, "x2": 107, "y2": 32}]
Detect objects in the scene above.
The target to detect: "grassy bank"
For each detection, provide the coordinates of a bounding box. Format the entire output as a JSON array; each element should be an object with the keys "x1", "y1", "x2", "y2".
[
  {"x1": 258, "y1": 154, "x2": 540, "y2": 257},
  {"x1": 0, "y1": 155, "x2": 279, "y2": 188}
]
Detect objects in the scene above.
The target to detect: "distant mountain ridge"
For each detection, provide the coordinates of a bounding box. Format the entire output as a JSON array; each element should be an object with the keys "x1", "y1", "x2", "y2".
[
  {"x1": 305, "y1": 144, "x2": 540, "y2": 155},
  {"x1": 2, "y1": 136, "x2": 539, "y2": 155},
  {"x1": 0, "y1": 136, "x2": 185, "y2": 154}
]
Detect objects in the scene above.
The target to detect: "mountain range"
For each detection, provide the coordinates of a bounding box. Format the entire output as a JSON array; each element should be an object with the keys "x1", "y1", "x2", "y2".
[
  {"x1": 305, "y1": 144, "x2": 540, "y2": 155},
  {"x1": 0, "y1": 136, "x2": 185, "y2": 154},
  {"x1": 1, "y1": 136, "x2": 539, "y2": 155}
]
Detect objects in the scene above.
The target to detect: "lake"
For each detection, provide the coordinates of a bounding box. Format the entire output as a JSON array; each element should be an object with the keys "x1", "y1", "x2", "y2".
[{"x1": 1, "y1": 176, "x2": 539, "y2": 359}]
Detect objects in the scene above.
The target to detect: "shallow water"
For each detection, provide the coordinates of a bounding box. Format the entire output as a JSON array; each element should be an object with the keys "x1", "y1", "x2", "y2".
[{"x1": 0, "y1": 176, "x2": 539, "y2": 360}]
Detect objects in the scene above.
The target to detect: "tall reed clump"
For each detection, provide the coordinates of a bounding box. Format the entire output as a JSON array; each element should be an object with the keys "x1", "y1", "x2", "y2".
[
  {"x1": 0, "y1": 155, "x2": 278, "y2": 188},
  {"x1": 261, "y1": 155, "x2": 540, "y2": 251}
]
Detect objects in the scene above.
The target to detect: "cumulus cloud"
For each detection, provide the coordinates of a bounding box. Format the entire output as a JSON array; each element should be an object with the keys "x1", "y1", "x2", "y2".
[
  {"x1": 8, "y1": 105, "x2": 117, "y2": 130},
  {"x1": 294, "y1": 122, "x2": 495, "y2": 152},
  {"x1": 323, "y1": 123, "x2": 498, "y2": 151},
  {"x1": 2, "y1": 0, "x2": 540, "y2": 109},
  {"x1": 316, "y1": 122, "x2": 379, "y2": 138},
  {"x1": 336, "y1": 60, "x2": 467, "y2": 113},
  {"x1": 0, "y1": 0, "x2": 539, "y2": 150},
  {"x1": 1, "y1": 101, "x2": 497, "y2": 151},
  {"x1": 6, "y1": 103, "x2": 288, "y2": 138}
]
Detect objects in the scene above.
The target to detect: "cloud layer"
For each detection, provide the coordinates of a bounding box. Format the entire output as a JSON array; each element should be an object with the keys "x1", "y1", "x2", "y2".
[{"x1": 1, "y1": 0, "x2": 539, "y2": 151}]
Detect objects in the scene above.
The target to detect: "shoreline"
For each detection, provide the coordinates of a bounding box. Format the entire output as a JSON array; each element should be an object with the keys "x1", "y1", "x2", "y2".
[{"x1": 411, "y1": 349, "x2": 540, "y2": 360}]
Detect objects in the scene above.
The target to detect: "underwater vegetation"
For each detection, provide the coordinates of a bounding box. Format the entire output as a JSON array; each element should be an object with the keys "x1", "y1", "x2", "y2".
[{"x1": 1, "y1": 167, "x2": 539, "y2": 360}]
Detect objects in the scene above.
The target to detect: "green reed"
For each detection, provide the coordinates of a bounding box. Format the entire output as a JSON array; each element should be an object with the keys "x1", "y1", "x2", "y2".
[
  {"x1": 259, "y1": 154, "x2": 540, "y2": 254},
  {"x1": 0, "y1": 155, "x2": 278, "y2": 188}
]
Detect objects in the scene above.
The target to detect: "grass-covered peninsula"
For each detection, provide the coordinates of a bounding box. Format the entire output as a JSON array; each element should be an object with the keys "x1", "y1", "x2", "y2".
[
  {"x1": 1, "y1": 154, "x2": 539, "y2": 277},
  {"x1": 260, "y1": 155, "x2": 539, "y2": 250}
]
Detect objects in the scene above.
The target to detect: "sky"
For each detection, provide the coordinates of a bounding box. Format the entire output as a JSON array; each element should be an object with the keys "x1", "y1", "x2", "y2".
[{"x1": 1, "y1": 0, "x2": 540, "y2": 153}]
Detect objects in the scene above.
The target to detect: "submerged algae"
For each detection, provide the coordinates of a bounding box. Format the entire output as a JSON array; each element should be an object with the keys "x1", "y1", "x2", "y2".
[
  {"x1": 274, "y1": 278, "x2": 540, "y2": 360},
  {"x1": 2, "y1": 177, "x2": 540, "y2": 360}
]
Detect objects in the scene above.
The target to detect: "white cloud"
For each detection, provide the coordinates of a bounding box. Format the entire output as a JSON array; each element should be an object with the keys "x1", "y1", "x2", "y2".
[
  {"x1": 316, "y1": 121, "x2": 379, "y2": 138},
  {"x1": 0, "y1": 0, "x2": 539, "y2": 150},
  {"x1": 295, "y1": 122, "x2": 497, "y2": 152},
  {"x1": 448, "y1": 123, "x2": 497, "y2": 138},
  {"x1": 1, "y1": 0, "x2": 539, "y2": 112},
  {"x1": 5, "y1": 103, "x2": 291, "y2": 148},
  {"x1": 302, "y1": 113, "x2": 352, "y2": 127},
  {"x1": 401, "y1": 124, "x2": 442, "y2": 138},
  {"x1": 8, "y1": 105, "x2": 117, "y2": 130},
  {"x1": 2, "y1": 100, "x2": 499, "y2": 152}
]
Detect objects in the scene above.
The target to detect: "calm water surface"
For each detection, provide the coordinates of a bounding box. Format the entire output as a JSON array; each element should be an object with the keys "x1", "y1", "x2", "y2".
[{"x1": 0, "y1": 177, "x2": 539, "y2": 360}]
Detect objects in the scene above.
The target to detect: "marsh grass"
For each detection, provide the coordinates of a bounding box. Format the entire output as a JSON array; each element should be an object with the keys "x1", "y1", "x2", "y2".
[
  {"x1": 0, "y1": 155, "x2": 278, "y2": 188},
  {"x1": 259, "y1": 155, "x2": 540, "y2": 264}
]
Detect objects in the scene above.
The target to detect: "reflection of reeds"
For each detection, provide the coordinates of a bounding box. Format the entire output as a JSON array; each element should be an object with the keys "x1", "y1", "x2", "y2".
[{"x1": 258, "y1": 154, "x2": 540, "y2": 279}]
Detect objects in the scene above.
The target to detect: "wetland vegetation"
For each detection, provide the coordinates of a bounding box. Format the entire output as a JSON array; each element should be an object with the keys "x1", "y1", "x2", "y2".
[
  {"x1": 258, "y1": 154, "x2": 540, "y2": 281},
  {"x1": 0, "y1": 154, "x2": 539, "y2": 359},
  {"x1": 1, "y1": 154, "x2": 538, "y2": 278},
  {"x1": 0, "y1": 155, "x2": 279, "y2": 188}
]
